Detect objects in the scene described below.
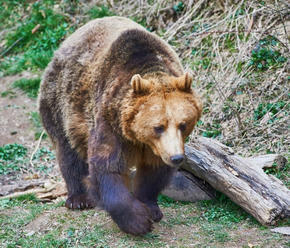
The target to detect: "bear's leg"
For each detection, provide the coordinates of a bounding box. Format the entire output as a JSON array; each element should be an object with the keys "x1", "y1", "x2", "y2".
[
  {"x1": 88, "y1": 123, "x2": 153, "y2": 235},
  {"x1": 90, "y1": 172, "x2": 153, "y2": 235},
  {"x1": 134, "y1": 165, "x2": 175, "y2": 222},
  {"x1": 56, "y1": 138, "x2": 95, "y2": 210},
  {"x1": 39, "y1": 98, "x2": 94, "y2": 209}
]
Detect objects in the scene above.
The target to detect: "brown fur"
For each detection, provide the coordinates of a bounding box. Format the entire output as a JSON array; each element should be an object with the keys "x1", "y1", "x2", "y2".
[{"x1": 38, "y1": 17, "x2": 202, "y2": 235}]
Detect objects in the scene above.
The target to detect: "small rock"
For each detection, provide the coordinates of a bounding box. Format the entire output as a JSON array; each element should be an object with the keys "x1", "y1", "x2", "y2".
[
  {"x1": 25, "y1": 231, "x2": 35, "y2": 237},
  {"x1": 24, "y1": 174, "x2": 40, "y2": 180},
  {"x1": 161, "y1": 170, "x2": 216, "y2": 202},
  {"x1": 270, "y1": 227, "x2": 290, "y2": 236},
  {"x1": 275, "y1": 155, "x2": 287, "y2": 171}
]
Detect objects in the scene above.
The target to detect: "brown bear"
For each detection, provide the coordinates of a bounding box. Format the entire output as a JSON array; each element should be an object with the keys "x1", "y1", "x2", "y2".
[{"x1": 38, "y1": 16, "x2": 202, "y2": 235}]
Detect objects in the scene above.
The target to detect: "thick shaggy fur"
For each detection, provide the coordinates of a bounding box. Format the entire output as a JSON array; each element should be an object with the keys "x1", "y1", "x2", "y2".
[{"x1": 38, "y1": 17, "x2": 202, "y2": 235}]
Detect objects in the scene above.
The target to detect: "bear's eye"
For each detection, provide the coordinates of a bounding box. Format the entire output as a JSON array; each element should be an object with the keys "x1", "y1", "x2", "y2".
[
  {"x1": 154, "y1": 125, "x2": 165, "y2": 134},
  {"x1": 179, "y1": 123, "x2": 186, "y2": 132}
]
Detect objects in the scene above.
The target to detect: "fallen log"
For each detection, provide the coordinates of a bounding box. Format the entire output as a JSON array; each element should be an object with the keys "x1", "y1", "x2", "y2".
[
  {"x1": 183, "y1": 136, "x2": 290, "y2": 225},
  {"x1": 0, "y1": 180, "x2": 66, "y2": 201},
  {"x1": 0, "y1": 179, "x2": 46, "y2": 196}
]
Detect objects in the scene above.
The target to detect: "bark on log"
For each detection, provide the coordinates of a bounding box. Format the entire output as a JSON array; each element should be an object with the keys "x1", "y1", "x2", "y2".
[
  {"x1": 183, "y1": 136, "x2": 290, "y2": 225},
  {"x1": 0, "y1": 179, "x2": 46, "y2": 196}
]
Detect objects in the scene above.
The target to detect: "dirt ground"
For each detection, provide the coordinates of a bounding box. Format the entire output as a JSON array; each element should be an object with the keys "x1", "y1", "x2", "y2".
[
  {"x1": 0, "y1": 73, "x2": 58, "y2": 186},
  {"x1": 0, "y1": 73, "x2": 36, "y2": 147}
]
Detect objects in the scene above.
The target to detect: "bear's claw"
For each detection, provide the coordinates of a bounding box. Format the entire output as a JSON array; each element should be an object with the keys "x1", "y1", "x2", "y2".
[{"x1": 65, "y1": 194, "x2": 95, "y2": 210}]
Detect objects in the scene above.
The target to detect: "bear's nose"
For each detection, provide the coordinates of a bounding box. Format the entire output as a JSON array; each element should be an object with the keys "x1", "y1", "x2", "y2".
[{"x1": 170, "y1": 154, "x2": 185, "y2": 165}]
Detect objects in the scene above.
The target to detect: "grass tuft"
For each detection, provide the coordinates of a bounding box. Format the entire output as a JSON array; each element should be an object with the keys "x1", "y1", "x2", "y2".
[
  {"x1": 13, "y1": 78, "x2": 41, "y2": 98},
  {"x1": 253, "y1": 101, "x2": 287, "y2": 123},
  {"x1": 248, "y1": 36, "x2": 287, "y2": 71},
  {"x1": 198, "y1": 193, "x2": 254, "y2": 226},
  {"x1": 0, "y1": 143, "x2": 27, "y2": 161},
  {"x1": 0, "y1": 143, "x2": 27, "y2": 175},
  {"x1": 87, "y1": 5, "x2": 114, "y2": 20},
  {"x1": 0, "y1": 1, "x2": 75, "y2": 75}
]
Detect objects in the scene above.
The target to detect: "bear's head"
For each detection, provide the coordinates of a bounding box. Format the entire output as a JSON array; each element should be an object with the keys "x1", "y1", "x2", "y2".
[{"x1": 122, "y1": 72, "x2": 202, "y2": 167}]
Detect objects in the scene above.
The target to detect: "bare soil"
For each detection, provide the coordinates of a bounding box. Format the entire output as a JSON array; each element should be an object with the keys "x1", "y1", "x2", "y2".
[
  {"x1": 0, "y1": 73, "x2": 36, "y2": 147},
  {"x1": 0, "y1": 73, "x2": 58, "y2": 185}
]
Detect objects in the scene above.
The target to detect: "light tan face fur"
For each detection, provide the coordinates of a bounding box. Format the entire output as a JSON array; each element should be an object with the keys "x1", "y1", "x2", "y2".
[{"x1": 129, "y1": 73, "x2": 202, "y2": 167}]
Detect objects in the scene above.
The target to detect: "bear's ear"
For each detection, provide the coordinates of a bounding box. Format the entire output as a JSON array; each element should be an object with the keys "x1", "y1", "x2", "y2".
[
  {"x1": 131, "y1": 74, "x2": 152, "y2": 94},
  {"x1": 174, "y1": 72, "x2": 193, "y2": 92}
]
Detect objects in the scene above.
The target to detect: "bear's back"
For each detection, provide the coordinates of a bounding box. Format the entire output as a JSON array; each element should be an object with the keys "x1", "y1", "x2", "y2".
[
  {"x1": 39, "y1": 17, "x2": 148, "y2": 113},
  {"x1": 40, "y1": 16, "x2": 183, "y2": 105},
  {"x1": 56, "y1": 17, "x2": 146, "y2": 67}
]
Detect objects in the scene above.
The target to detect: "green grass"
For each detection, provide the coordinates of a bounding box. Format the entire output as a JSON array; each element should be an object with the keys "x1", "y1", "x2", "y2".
[
  {"x1": 4, "y1": 1, "x2": 69, "y2": 54},
  {"x1": 195, "y1": 193, "x2": 257, "y2": 244},
  {"x1": 13, "y1": 78, "x2": 41, "y2": 98},
  {"x1": 0, "y1": 1, "x2": 115, "y2": 76},
  {"x1": 0, "y1": 0, "x2": 74, "y2": 75},
  {"x1": 173, "y1": 1, "x2": 185, "y2": 13},
  {"x1": 0, "y1": 143, "x2": 27, "y2": 175},
  {"x1": 200, "y1": 223, "x2": 230, "y2": 243},
  {"x1": 158, "y1": 194, "x2": 192, "y2": 209},
  {"x1": 0, "y1": 198, "x2": 167, "y2": 247},
  {"x1": 0, "y1": 1, "x2": 30, "y2": 30},
  {"x1": 0, "y1": 194, "x2": 39, "y2": 210},
  {"x1": 30, "y1": 111, "x2": 42, "y2": 129},
  {"x1": 253, "y1": 101, "x2": 287, "y2": 123},
  {"x1": 0, "y1": 197, "x2": 66, "y2": 247},
  {"x1": 264, "y1": 160, "x2": 290, "y2": 188},
  {"x1": 32, "y1": 147, "x2": 55, "y2": 174},
  {"x1": 87, "y1": 5, "x2": 114, "y2": 20},
  {"x1": 248, "y1": 36, "x2": 287, "y2": 71},
  {"x1": 201, "y1": 122, "x2": 222, "y2": 138},
  {"x1": 197, "y1": 193, "x2": 254, "y2": 226},
  {"x1": 1, "y1": 89, "x2": 16, "y2": 98},
  {"x1": 0, "y1": 1, "x2": 288, "y2": 247},
  {"x1": 29, "y1": 111, "x2": 48, "y2": 140},
  {"x1": 191, "y1": 47, "x2": 215, "y2": 70},
  {"x1": 0, "y1": 143, "x2": 27, "y2": 161},
  {"x1": 159, "y1": 192, "x2": 257, "y2": 244},
  {"x1": 0, "y1": 162, "x2": 21, "y2": 175},
  {"x1": 0, "y1": 143, "x2": 55, "y2": 175}
]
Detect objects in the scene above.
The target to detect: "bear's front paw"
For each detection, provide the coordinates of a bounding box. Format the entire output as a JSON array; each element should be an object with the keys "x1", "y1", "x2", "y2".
[
  {"x1": 147, "y1": 204, "x2": 163, "y2": 222},
  {"x1": 111, "y1": 199, "x2": 153, "y2": 236},
  {"x1": 65, "y1": 194, "x2": 95, "y2": 210}
]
